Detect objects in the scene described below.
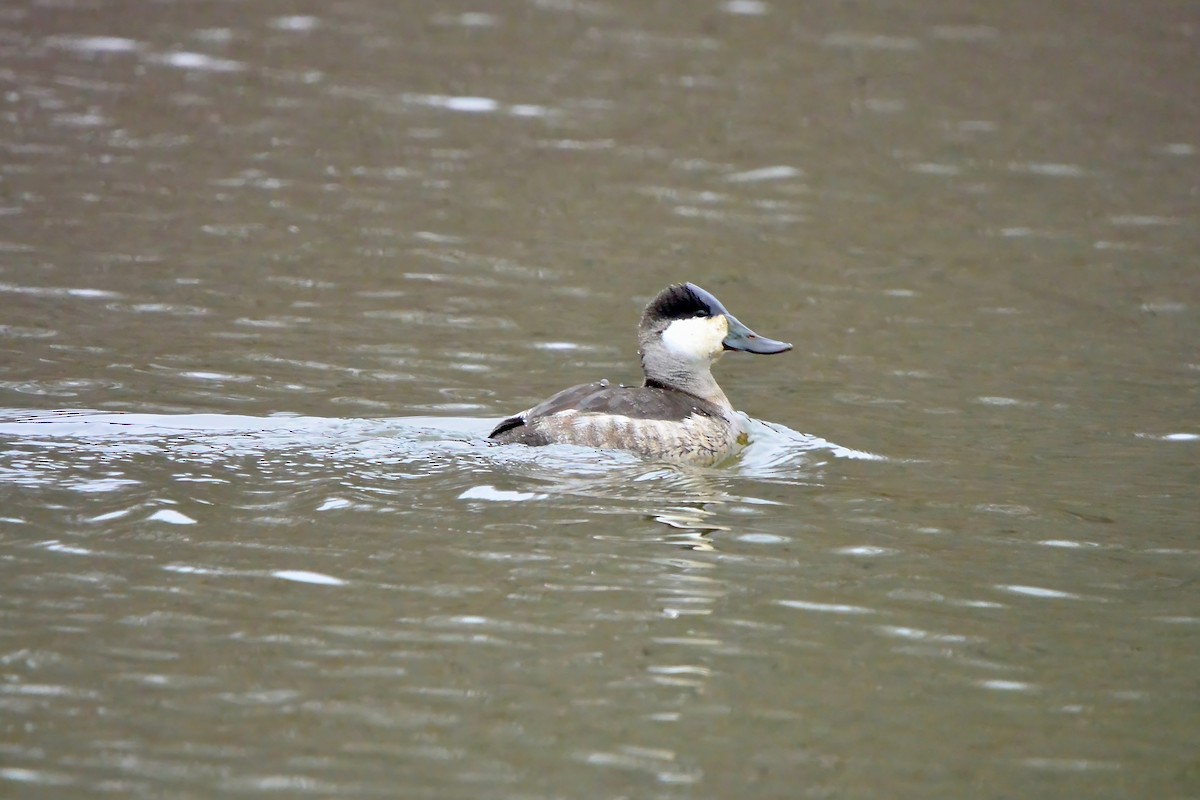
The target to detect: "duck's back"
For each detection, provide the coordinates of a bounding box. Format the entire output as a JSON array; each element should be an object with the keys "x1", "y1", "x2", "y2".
[{"x1": 488, "y1": 380, "x2": 741, "y2": 464}]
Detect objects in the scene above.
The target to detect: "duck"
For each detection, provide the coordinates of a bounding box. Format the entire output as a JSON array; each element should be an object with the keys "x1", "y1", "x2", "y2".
[{"x1": 488, "y1": 282, "x2": 791, "y2": 465}]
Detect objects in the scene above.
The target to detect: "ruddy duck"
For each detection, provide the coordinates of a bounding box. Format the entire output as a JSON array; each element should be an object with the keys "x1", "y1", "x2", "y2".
[{"x1": 489, "y1": 283, "x2": 791, "y2": 465}]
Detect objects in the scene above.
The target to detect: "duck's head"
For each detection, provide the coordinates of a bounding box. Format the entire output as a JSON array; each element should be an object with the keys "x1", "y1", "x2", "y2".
[{"x1": 638, "y1": 282, "x2": 792, "y2": 366}]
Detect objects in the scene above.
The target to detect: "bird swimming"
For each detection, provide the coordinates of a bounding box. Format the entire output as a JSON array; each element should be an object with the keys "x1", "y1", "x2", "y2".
[{"x1": 488, "y1": 282, "x2": 791, "y2": 465}]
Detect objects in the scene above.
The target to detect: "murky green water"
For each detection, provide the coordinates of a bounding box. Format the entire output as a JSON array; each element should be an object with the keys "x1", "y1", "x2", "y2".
[{"x1": 1, "y1": 0, "x2": 1197, "y2": 797}]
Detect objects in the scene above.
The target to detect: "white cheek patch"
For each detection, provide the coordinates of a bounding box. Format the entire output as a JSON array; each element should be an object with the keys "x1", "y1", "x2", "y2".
[{"x1": 660, "y1": 316, "x2": 727, "y2": 361}]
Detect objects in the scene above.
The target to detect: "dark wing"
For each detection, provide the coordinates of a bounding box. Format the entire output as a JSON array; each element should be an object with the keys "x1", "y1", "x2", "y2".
[
  {"x1": 564, "y1": 384, "x2": 720, "y2": 421},
  {"x1": 488, "y1": 381, "x2": 610, "y2": 443},
  {"x1": 490, "y1": 380, "x2": 721, "y2": 444}
]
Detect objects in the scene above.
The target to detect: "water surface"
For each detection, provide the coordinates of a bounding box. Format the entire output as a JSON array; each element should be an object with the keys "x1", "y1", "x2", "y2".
[{"x1": 1, "y1": 0, "x2": 1197, "y2": 797}]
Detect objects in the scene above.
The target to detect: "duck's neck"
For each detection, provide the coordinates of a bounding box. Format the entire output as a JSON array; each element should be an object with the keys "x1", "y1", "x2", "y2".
[{"x1": 642, "y1": 359, "x2": 732, "y2": 410}]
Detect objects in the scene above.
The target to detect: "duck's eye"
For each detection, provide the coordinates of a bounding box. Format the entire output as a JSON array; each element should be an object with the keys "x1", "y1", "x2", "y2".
[{"x1": 693, "y1": 309, "x2": 710, "y2": 318}]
